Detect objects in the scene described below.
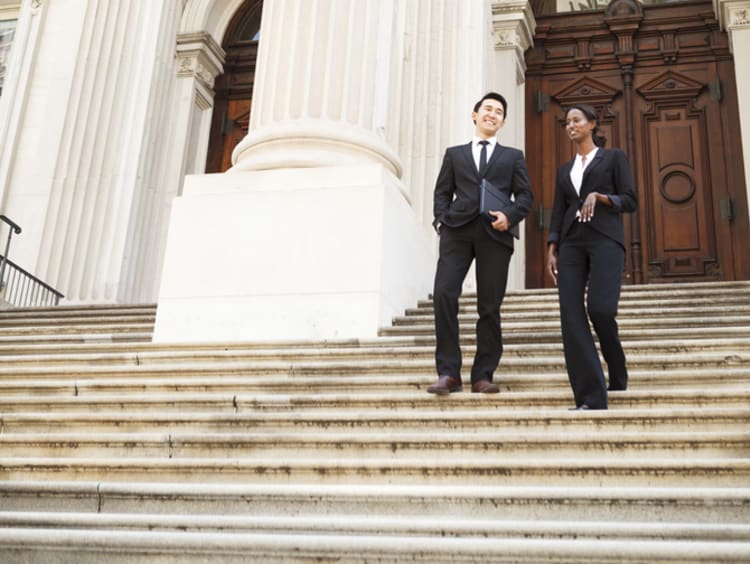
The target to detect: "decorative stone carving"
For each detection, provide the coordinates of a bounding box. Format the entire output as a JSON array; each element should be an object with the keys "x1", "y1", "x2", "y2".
[
  {"x1": 730, "y1": 7, "x2": 750, "y2": 25},
  {"x1": 491, "y1": 1, "x2": 535, "y2": 78},
  {"x1": 175, "y1": 32, "x2": 224, "y2": 92},
  {"x1": 715, "y1": 0, "x2": 750, "y2": 32}
]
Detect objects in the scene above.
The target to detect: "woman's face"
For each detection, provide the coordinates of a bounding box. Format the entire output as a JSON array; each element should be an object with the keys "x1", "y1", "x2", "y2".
[{"x1": 565, "y1": 108, "x2": 596, "y2": 142}]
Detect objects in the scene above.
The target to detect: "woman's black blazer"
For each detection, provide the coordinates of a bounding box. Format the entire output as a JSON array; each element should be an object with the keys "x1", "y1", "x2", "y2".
[{"x1": 547, "y1": 148, "x2": 637, "y2": 249}]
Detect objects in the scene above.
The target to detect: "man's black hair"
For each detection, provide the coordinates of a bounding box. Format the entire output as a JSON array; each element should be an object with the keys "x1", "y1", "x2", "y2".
[{"x1": 474, "y1": 92, "x2": 508, "y2": 119}]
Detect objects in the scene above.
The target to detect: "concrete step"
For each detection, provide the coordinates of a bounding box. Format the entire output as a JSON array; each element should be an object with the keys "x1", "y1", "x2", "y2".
[
  {"x1": 1, "y1": 527, "x2": 748, "y2": 563},
  {"x1": 2, "y1": 407, "x2": 749, "y2": 434},
  {"x1": 381, "y1": 319, "x2": 750, "y2": 337},
  {"x1": 380, "y1": 316, "x2": 750, "y2": 336},
  {"x1": 458, "y1": 280, "x2": 750, "y2": 300},
  {"x1": 411, "y1": 293, "x2": 750, "y2": 314},
  {"x1": 3, "y1": 511, "x2": 750, "y2": 542},
  {"x1": 3, "y1": 482, "x2": 748, "y2": 524},
  {"x1": 2, "y1": 325, "x2": 743, "y2": 353},
  {"x1": 0, "y1": 351, "x2": 746, "y2": 383},
  {"x1": 396, "y1": 305, "x2": 750, "y2": 325},
  {"x1": 1, "y1": 430, "x2": 747, "y2": 459},
  {"x1": 2, "y1": 455, "x2": 749, "y2": 486},
  {"x1": 0, "y1": 337, "x2": 747, "y2": 368},
  {"x1": 0, "y1": 313, "x2": 155, "y2": 328},
  {"x1": 0, "y1": 367, "x2": 747, "y2": 396},
  {"x1": 0, "y1": 322, "x2": 154, "y2": 337},
  {"x1": 0, "y1": 332, "x2": 154, "y2": 346},
  {"x1": 0, "y1": 304, "x2": 155, "y2": 321},
  {"x1": 0, "y1": 388, "x2": 748, "y2": 413}
]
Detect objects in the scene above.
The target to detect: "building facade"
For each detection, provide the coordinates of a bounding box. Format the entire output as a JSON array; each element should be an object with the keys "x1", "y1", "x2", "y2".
[{"x1": 0, "y1": 0, "x2": 747, "y2": 341}]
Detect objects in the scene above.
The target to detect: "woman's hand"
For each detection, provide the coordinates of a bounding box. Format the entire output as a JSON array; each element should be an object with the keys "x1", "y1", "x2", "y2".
[
  {"x1": 579, "y1": 192, "x2": 598, "y2": 222},
  {"x1": 579, "y1": 192, "x2": 614, "y2": 222},
  {"x1": 547, "y1": 243, "x2": 559, "y2": 286}
]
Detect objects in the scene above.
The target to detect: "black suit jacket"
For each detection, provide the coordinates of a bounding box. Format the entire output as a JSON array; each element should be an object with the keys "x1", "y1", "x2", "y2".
[
  {"x1": 548, "y1": 148, "x2": 637, "y2": 249},
  {"x1": 432, "y1": 141, "x2": 534, "y2": 249}
]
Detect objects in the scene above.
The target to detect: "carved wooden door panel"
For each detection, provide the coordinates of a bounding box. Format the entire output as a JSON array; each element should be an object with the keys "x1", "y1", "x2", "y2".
[{"x1": 524, "y1": 0, "x2": 750, "y2": 288}]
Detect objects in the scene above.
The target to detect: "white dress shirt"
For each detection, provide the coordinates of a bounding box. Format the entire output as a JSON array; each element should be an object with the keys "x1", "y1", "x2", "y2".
[{"x1": 569, "y1": 146, "x2": 599, "y2": 195}]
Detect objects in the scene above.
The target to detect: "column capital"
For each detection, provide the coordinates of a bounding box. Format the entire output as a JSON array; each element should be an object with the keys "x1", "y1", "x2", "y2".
[
  {"x1": 175, "y1": 31, "x2": 224, "y2": 95},
  {"x1": 714, "y1": 0, "x2": 750, "y2": 48},
  {"x1": 492, "y1": 1, "x2": 536, "y2": 77}
]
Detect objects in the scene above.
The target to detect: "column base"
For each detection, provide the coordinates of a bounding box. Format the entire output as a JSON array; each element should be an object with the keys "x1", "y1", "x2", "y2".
[{"x1": 153, "y1": 164, "x2": 435, "y2": 343}]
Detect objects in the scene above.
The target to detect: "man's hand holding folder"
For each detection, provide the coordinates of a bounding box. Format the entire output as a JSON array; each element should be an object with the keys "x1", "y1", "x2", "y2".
[{"x1": 479, "y1": 179, "x2": 520, "y2": 238}]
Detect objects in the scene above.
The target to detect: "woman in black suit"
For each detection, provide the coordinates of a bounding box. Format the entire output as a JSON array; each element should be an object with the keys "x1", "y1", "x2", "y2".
[{"x1": 546, "y1": 104, "x2": 637, "y2": 410}]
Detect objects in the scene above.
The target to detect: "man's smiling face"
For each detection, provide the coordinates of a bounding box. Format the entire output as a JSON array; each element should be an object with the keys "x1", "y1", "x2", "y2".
[{"x1": 473, "y1": 98, "x2": 505, "y2": 139}]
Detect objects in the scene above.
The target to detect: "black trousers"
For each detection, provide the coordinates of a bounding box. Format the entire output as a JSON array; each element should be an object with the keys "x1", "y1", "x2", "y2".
[
  {"x1": 557, "y1": 223, "x2": 628, "y2": 409},
  {"x1": 433, "y1": 217, "x2": 512, "y2": 384}
]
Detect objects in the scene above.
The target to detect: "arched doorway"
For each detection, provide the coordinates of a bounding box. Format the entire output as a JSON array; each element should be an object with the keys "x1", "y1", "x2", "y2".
[{"x1": 205, "y1": 0, "x2": 262, "y2": 173}]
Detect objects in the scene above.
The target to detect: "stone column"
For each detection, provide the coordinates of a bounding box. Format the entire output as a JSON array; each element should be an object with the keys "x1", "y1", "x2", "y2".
[
  {"x1": 230, "y1": 0, "x2": 403, "y2": 179},
  {"x1": 715, "y1": 0, "x2": 750, "y2": 226},
  {"x1": 491, "y1": 0, "x2": 535, "y2": 290},
  {"x1": 0, "y1": 0, "x2": 183, "y2": 303},
  {"x1": 154, "y1": 0, "x2": 434, "y2": 342},
  {"x1": 123, "y1": 31, "x2": 224, "y2": 303}
]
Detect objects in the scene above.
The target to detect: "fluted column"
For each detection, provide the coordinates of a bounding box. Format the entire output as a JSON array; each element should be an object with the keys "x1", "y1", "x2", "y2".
[
  {"x1": 491, "y1": 0, "x2": 535, "y2": 290},
  {"x1": 492, "y1": 1, "x2": 535, "y2": 146},
  {"x1": 230, "y1": 0, "x2": 403, "y2": 179},
  {"x1": 23, "y1": 0, "x2": 185, "y2": 302},
  {"x1": 715, "y1": 0, "x2": 750, "y2": 226}
]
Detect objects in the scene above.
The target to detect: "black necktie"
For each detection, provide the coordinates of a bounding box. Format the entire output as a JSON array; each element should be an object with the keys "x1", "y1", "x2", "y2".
[{"x1": 479, "y1": 140, "x2": 489, "y2": 173}]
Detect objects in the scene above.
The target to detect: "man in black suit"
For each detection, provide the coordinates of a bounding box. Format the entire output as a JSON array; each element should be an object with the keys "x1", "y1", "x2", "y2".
[{"x1": 427, "y1": 92, "x2": 533, "y2": 395}]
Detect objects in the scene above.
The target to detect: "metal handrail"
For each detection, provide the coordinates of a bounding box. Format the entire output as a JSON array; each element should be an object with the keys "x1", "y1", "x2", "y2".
[
  {"x1": 0, "y1": 253, "x2": 64, "y2": 307},
  {"x1": 0, "y1": 215, "x2": 64, "y2": 307},
  {"x1": 0, "y1": 214, "x2": 21, "y2": 291}
]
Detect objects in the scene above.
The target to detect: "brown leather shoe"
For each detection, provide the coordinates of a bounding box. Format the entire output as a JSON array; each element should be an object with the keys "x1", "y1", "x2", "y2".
[
  {"x1": 471, "y1": 380, "x2": 499, "y2": 394},
  {"x1": 427, "y1": 376, "x2": 463, "y2": 395}
]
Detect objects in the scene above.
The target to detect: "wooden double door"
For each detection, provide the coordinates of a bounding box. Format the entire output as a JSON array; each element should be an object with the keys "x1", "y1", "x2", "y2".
[{"x1": 524, "y1": 0, "x2": 750, "y2": 288}]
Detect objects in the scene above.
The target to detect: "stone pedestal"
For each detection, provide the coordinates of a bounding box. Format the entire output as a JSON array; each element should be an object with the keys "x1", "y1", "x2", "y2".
[{"x1": 153, "y1": 165, "x2": 433, "y2": 342}]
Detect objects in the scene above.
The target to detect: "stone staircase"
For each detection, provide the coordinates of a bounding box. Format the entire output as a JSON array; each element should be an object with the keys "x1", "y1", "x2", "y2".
[{"x1": 0, "y1": 281, "x2": 749, "y2": 562}]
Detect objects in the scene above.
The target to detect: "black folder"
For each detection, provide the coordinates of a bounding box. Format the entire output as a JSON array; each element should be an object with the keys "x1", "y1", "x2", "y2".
[{"x1": 480, "y1": 179, "x2": 519, "y2": 238}]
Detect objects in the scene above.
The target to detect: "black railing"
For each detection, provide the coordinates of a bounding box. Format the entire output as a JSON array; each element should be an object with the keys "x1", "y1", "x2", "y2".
[{"x1": 0, "y1": 215, "x2": 64, "y2": 307}]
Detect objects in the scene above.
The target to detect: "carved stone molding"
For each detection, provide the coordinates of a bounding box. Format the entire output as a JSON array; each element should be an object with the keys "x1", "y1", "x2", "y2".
[
  {"x1": 492, "y1": 0, "x2": 536, "y2": 74},
  {"x1": 715, "y1": 0, "x2": 750, "y2": 29},
  {"x1": 30, "y1": 0, "x2": 45, "y2": 13},
  {"x1": 176, "y1": 32, "x2": 225, "y2": 91}
]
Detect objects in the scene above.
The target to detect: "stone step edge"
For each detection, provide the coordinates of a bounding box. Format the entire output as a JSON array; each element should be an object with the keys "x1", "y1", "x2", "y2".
[
  {"x1": 2, "y1": 405, "x2": 748, "y2": 422},
  {"x1": 2, "y1": 455, "x2": 749, "y2": 471},
  {"x1": 0, "y1": 387, "x2": 748, "y2": 408},
  {"x1": 0, "y1": 428, "x2": 743, "y2": 440},
  {"x1": 1, "y1": 511, "x2": 748, "y2": 541},
  {"x1": 0, "y1": 352, "x2": 748, "y2": 376},
  {"x1": 0, "y1": 430, "x2": 747, "y2": 450},
  {"x1": 4, "y1": 480, "x2": 747, "y2": 501},
  {"x1": 0, "y1": 337, "x2": 748, "y2": 366},
  {"x1": 0, "y1": 365, "x2": 745, "y2": 384},
  {"x1": 0, "y1": 527, "x2": 748, "y2": 563}
]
